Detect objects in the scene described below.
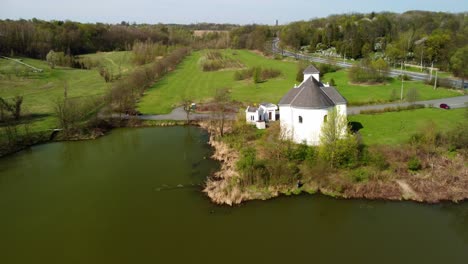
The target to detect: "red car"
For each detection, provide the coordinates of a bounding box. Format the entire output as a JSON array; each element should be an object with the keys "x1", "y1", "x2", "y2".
[{"x1": 439, "y1": 103, "x2": 450, "y2": 109}]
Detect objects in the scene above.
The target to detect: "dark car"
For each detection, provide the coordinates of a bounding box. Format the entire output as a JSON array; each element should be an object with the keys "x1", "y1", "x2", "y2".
[{"x1": 439, "y1": 103, "x2": 450, "y2": 109}]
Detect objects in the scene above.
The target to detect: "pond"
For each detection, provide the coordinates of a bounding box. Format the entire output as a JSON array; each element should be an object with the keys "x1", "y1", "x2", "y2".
[{"x1": 0, "y1": 127, "x2": 467, "y2": 264}]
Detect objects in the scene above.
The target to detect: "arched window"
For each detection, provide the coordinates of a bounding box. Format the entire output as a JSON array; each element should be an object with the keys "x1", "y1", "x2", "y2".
[
  {"x1": 298, "y1": 116, "x2": 303, "y2": 123},
  {"x1": 324, "y1": 115, "x2": 328, "y2": 123}
]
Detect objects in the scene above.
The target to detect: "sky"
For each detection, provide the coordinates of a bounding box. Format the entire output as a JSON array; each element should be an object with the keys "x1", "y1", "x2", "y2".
[{"x1": 1, "y1": 0, "x2": 467, "y2": 25}]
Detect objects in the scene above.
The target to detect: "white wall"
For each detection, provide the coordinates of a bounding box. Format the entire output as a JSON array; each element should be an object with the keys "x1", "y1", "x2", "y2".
[
  {"x1": 280, "y1": 105, "x2": 348, "y2": 145},
  {"x1": 261, "y1": 107, "x2": 277, "y2": 122},
  {"x1": 245, "y1": 112, "x2": 257, "y2": 124},
  {"x1": 303, "y1": 73, "x2": 320, "y2": 82}
]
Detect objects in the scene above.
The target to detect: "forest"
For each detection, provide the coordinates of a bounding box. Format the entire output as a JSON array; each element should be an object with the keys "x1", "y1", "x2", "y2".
[{"x1": 278, "y1": 11, "x2": 468, "y2": 72}]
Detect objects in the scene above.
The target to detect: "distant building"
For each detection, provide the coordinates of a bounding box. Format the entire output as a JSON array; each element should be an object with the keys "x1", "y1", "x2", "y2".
[
  {"x1": 278, "y1": 65, "x2": 347, "y2": 145},
  {"x1": 245, "y1": 103, "x2": 278, "y2": 129}
]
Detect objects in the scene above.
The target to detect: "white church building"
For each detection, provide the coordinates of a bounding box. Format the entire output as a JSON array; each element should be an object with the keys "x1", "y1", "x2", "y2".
[{"x1": 278, "y1": 65, "x2": 347, "y2": 145}]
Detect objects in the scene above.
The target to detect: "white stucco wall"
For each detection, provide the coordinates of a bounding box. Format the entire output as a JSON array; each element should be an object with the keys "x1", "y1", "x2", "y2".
[
  {"x1": 280, "y1": 105, "x2": 347, "y2": 146},
  {"x1": 246, "y1": 111, "x2": 257, "y2": 124}
]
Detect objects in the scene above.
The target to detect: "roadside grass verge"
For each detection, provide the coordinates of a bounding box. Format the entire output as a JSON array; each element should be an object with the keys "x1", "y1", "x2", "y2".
[{"x1": 349, "y1": 108, "x2": 466, "y2": 145}]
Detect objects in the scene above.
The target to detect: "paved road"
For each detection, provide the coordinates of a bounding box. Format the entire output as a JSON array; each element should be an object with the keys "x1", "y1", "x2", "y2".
[
  {"x1": 131, "y1": 107, "x2": 237, "y2": 121},
  {"x1": 271, "y1": 39, "x2": 465, "y2": 87},
  {"x1": 347, "y1": 95, "x2": 468, "y2": 115},
  {"x1": 132, "y1": 96, "x2": 467, "y2": 121}
]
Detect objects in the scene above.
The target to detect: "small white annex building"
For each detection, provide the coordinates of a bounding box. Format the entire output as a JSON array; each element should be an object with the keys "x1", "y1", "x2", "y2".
[
  {"x1": 245, "y1": 103, "x2": 278, "y2": 126},
  {"x1": 278, "y1": 65, "x2": 347, "y2": 145}
]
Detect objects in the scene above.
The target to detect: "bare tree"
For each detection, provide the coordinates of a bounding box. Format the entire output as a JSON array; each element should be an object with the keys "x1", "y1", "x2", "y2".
[
  {"x1": 181, "y1": 98, "x2": 193, "y2": 124},
  {"x1": 406, "y1": 87, "x2": 420, "y2": 104},
  {"x1": 211, "y1": 88, "x2": 231, "y2": 137}
]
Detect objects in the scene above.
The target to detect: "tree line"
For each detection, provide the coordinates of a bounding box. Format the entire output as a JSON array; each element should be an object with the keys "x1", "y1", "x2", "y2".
[
  {"x1": 0, "y1": 19, "x2": 192, "y2": 58},
  {"x1": 279, "y1": 11, "x2": 467, "y2": 73}
]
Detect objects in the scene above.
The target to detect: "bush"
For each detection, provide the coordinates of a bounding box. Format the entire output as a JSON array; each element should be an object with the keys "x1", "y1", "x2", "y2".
[
  {"x1": 349, "y1": 168, "x2": 370, "y2": 183},
  {"x1": 319, "y1": 63, "x2": 340, "y2": 77},
  {"x1": 234, "y1": 67, "x2": 281, "y2": 81},
  {"x1": 234, "y1": 68, "x2": 253, "y2": 80},
  {"x1": 201, "y1": 51, "x2": 243, "y2": 72},
  {"x1": 261, "y1": 68, "x2": 281, "y2": 79},
  {"x1": 329, "y1": 78, "x2": 336, "y2": 86},
  {"x1": 407, "y1": 156, "x2": 422, "y2": 171},
  {"x1": 349, "y1": 59, "x2": 388, "y2": 83}
]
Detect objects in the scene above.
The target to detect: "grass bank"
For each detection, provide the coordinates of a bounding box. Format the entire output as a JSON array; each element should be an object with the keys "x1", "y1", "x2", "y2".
[{"x1": 201, "y1": 108, "x2": 468, "y2": 205}]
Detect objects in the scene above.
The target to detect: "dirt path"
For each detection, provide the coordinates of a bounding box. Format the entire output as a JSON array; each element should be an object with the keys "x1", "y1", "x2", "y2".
[
  {"x1": 396, "y1": 180, "x2": 421, "y2": 201},
  {"x1": 0, "y1": 56, "x2": 43, "y2": 72}
]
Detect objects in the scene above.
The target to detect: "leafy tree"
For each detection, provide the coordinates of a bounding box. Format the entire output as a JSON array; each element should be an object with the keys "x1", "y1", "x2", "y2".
[
  {"x1": 372, "y1": 58, "x2": 389, "y2": 80},
  {"x1": 450, "y1": 46, "x2": 468, "y2": 89},
  {"x1": 46, "y1": 50, "x2": 58, "y2": 69},
  {"x1": 319, "y1": 108, "x2": 358, "y2": 168}
]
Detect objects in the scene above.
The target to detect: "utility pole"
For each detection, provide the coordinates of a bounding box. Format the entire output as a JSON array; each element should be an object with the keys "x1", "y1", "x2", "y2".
[
  {"x1": 429, "y1": 61, "x2": 434, "y2": 81},
  {"x1": 420, "y1": 48, "x2": 424, "y2": 72},
  {"x1": 433, "y1": 70, "x2": 438, "y2": 90},
  {"x1": 400, "y1": 62, "x2": 404, "y2": 100}
]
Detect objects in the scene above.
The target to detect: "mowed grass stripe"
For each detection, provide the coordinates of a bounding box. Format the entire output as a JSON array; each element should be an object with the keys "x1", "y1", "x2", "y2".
[{"x1": 138, "y1": 50, "x2": 299, "y2": 114}]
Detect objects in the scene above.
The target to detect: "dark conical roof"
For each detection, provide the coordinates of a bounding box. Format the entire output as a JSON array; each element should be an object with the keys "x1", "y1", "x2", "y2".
[
  {"x1": 303, "y1": 65, "x2": 320, "y2": 74},
  {"x1": 278, "y1": 77, "x2": 346, "y2": 109}
]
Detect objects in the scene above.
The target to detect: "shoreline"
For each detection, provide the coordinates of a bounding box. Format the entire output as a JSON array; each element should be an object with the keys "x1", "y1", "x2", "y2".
[
  {"x1": 200, "y1": 122, "x2": 468, "y2": 205},
  {"x1": 2, "y1": 120, "x2": 467, "y2": 206}
]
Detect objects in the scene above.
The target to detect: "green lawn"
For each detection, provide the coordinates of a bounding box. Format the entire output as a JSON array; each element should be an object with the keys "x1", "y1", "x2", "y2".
[
  {"x1": 138, "y1": 49, "x2": 463, "y2": 114},
  {"x1": 321, "y1": 70, "x2": 461, "y2": 105},
  {"x1": 80, "y1": 51, "x2": 135, "y2": 76},
  {"x1": 349, "y1": 108, "x2": 466, "y2": 145},
  {"x1": 138, "y1": 49, "x2": 299, "y2": 114},
  {"x1": 0, "y1": 57, "x2": 110, "y2": 132}
]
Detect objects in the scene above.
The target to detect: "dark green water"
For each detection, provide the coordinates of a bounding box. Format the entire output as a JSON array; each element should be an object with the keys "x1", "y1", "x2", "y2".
[{"x1": 0, "y1": 127, "x2": 467, "y2": 264}]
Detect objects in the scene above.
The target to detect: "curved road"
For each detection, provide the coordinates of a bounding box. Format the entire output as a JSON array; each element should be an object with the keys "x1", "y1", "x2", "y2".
[
  {"x1": 134, "y1": 95, "x2": 467, "y2": 121},
  {"x1": 133, "y1": 42, "x2": 467, "y2": 121}
]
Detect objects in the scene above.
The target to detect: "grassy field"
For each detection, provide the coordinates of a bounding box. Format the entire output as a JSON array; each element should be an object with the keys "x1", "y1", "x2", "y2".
[
  {"x1": 138, "y1": 50, "x2": 299, "y2": 114},
  {"x1": 349, "y1": 108, "x2": 466, "y2": 145},
  {"x1": 79, "y1": 51, "x2": 134, "y2": 76},
  {"x1": 321, "y1": 70, "x2": 461, "y2": 105},
  {"x1": 0, "y1": 57, "x2": 110, "y2": 132},
  {"x1": 138, "y1": 49, "x2": 463, "y2": 114}
]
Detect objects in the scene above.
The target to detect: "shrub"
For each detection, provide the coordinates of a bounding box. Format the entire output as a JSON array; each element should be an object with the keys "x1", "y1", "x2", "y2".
[
  {"x1": 319, "y1": 63, "x2": 340, "y2": 77},
  {"x1": 234, "y1": 67, "x2": 281, "y2": 82},
  {"x1": 329, "y1": 78, "x2": 336, "y2": 86},
  {"x1": 261, "y1": 68, "x2": 281, "y2": 79},
  {"x1": 349, "y1": 59, "x2": 388, "y2": 83},
  {"x1": 349, "y1": 168, "x2": 370, "y2": 183},
  {"x1": 407, "y1": 156, "x2": 422, "y2": 171},
  {"x1": 201, "y1": 51, "x2": 243, "y2": 71}
]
